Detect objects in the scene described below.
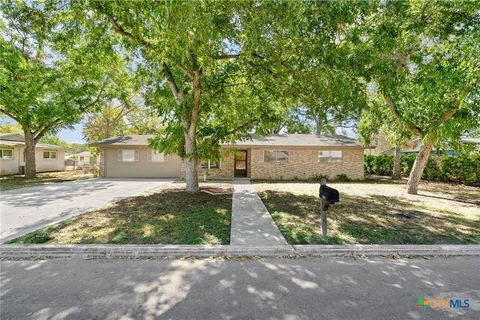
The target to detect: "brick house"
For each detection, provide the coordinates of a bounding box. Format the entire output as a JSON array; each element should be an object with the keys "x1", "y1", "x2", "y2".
[{"x1": 93, "y1": 134, "x2": 366, "y2": 180}]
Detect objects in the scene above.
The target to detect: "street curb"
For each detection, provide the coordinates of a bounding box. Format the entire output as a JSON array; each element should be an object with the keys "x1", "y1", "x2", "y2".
[{"x1": 1, "y1": 244, "x2": 479, "y2": 260}]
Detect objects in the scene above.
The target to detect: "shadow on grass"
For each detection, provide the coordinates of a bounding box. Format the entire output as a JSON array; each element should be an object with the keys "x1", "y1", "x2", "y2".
[
  {"x1": 418, "y1": 185, "x2": 480, "y2": 206},
  {"x1": 259, "y1": 190, "x2": 480, "y2": 245},
  {"x1": 8, "y1": 189, "x2": 232, "y2": 245}
]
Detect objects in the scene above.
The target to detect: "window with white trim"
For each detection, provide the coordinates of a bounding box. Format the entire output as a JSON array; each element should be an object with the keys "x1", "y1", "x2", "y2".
[
  {"x1": 150, "y1": 150, "x2": 165, "y2": 162},
  {"x1": 201, "y1": 160, "x2": 220, "y2": 169},
  {"x1": 318, "y1": 150, "x2": 342, "y2": 163},
  {"x1": 264, "y1": 151, "x2": 289, "y2": 162},
  {"x1": 0, "y1": 149, "x2": 13, "y2": 159},
  {"x1": 121, "y1": 150, "x2": 136, "y2": 162},
  {"x1": 43, "y1": 151, "x2": 57, "y2": 159}
]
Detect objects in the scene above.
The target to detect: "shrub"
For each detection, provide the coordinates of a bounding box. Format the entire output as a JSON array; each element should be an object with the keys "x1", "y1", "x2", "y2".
[
  {"x1": 365, "y1": 153, "x2": 480, "y2": 186},
  {"x1": 364, "y1": 154, "x2": 393, "y2": 176},
  {"x1": 335, "y1": 174, "x2": 351, "y2": 182}
]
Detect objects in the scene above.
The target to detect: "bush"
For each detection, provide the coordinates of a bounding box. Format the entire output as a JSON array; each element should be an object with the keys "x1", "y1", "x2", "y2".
[
  {"x1": 335, "y1": 174, "x2": 351, "y2": 182},
  {"x1": 364, "y1": 153, "x2": 480, "y2": 186},
  {"x1": 364, "y1": 154, "x2": 393, "y2": 176}
]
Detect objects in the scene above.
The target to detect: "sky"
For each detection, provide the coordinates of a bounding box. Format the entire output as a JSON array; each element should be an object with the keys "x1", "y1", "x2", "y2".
[
  {"x1": 2, "y1": 116, "x2": 357, "y2": 145},
  {"x1": 58, "y1": 123, "x2": 86, "y2": 143},
  {"x1": 1, "y1": 116, "x2": 87, "y2": 143}
]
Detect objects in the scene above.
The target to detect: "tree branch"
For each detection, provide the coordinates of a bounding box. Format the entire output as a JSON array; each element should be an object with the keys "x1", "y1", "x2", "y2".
[
  {"x1": 225, "y1": 118, "x2": 260, "y2": 137},
  {"x1": 214, "y1": 54, "x2": 241, "y2": 60},
  {"x1": 33, "y1": 79, "x2": 109, "y2": 141},
  {"x1": 161, "y1": 63, "x2": 185, "y2": 104},
  {"x1": 94, "y1": 3, "x2": 156, "y2": 51},
  {"x1": 0, "y1": 107, "x2": 23, "y2": 124},
  {"x1": 382, "y1": 92, "x2": 425, "y2": 137}
]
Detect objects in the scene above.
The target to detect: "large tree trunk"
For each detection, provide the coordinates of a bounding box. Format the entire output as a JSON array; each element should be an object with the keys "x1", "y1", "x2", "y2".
[
  {"x1": 406, "y1": 140, "x2": 433, "y2": 194},
  {"x1": 184, "y1": 130, "x2": 199, "y2": 192},
  {"x1": 315, "y1": 117, "x2": 322, "y2": 135},
  {"x1": 24, "y1": 130, "x2": 37, "y2": 179},
  {"x1": 392, "y1": 147, "x2": 401, "y2": 180},
  {"x1": 184, "y1": 70, "x2": 201, "y2": 192}
]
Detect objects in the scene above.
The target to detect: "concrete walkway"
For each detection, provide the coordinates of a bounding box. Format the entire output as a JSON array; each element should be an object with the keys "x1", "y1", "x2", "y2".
[
  {"x1": 0, "y1": 178, "x2": 173, "y2": 243},
  {"x1": 231, "y1": 179, "x2": 288, "y2": 246}
]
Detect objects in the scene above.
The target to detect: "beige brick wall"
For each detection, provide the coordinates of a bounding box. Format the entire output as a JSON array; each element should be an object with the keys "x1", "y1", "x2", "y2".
[
  {"x1": 180, "y1": 152, "x2": 235, "y2": 180},
  {"x1": 179, "y1": 147, "x2": 365, "y2": 181},
  {"x1": 250, "y1": 147, "x2": 364, "y2": 180}
]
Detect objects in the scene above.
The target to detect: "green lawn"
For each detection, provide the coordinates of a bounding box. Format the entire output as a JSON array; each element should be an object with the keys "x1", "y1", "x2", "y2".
[
  {"x1": 0, "y1": 171, "x2": 94, "y2": 191},
  {"x1": 255, "y1": 181, "x2": 480, "y2": 245},
  {"x1": 8, "y1": 187, "x2": 232, "y2": 245}
]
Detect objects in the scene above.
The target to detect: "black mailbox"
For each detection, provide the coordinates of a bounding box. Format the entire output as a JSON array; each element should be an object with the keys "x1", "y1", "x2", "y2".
[
  {"x1": 318, "y1": 178, "x2": 339, "y2": 238},
  {"x1": 319, "y1": 185, "x2": 340, "y2": 204}
]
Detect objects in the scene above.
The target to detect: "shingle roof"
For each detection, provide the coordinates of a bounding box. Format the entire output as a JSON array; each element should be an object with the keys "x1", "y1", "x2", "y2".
[
  {"x1": 0, "y1": 133, "x2": 64, "y2": 149},
  {"x1": 225, "y1": 134, "x2": 363, "y2": 148},
  {"x1": 92, "y1": 134, "x2": 364, "y2": 148},
  {"x1": 0, "y1": 133, "x2": 25, "y2": 142},
  {"x1": 91, "y1": 135, "x2": 156, "y2": 146}
]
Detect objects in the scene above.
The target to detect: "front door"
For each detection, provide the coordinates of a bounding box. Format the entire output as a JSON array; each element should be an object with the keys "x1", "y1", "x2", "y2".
[{"x1": 234, "y1": 150, "x2": 248, "y2": 177}]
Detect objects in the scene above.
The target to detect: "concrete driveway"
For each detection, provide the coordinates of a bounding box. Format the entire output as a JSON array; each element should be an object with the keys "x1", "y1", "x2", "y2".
[{"x1": 0, "y1": 178, "x2": 173, "y2": 242}]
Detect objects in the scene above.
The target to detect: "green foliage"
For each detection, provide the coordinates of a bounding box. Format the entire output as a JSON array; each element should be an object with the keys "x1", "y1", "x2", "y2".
[
  {"x1": 365, "y1": 154, "x2": 480, "y2": 186},
  {"x1": 0, "y1": 118, "x2": 22, "y2": 133},
  {"x1": 335, "y1": 174, "x2": 351, "y2": 182},
  {"x1": 0, "y1": 1, "x2": 126, "y2": 140},
  {"x1": 364, "y1": 154, "x2": 394, "y2": 176},
  {"x1": 358, "y1": 1, "x2": 480, "y2": 193},
  {"x1": 39, "y1": 135, "x2": 68, "y2": 147}
]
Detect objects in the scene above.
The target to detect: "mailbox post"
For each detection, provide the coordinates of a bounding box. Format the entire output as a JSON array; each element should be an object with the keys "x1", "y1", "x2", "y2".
[{"x1": 318, "y1": 178, "x2": 339, "y2": 239}]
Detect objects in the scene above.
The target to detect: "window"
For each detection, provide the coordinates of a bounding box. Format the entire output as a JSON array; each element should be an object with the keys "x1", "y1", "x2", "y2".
[
  {"x1": 318, "y1": 150, "x2": 342, "y2": 163},
  {"x1": 43, "y1": 151, "x2": 57, "y2": 159},
  {"x1": 150, "y1": 150, "x2": 165, "y2": 162},
  {"x1": 201, "y1": 160, "x2": 220, "y2": 169},
  {"x1": 264, "y1": 151, "x2": 289, "y2": 162},
  {"x1": 121, "y1": 150, "x2": 136, "y2": 162},
  {"x1": 0, "y1": 149, "x2": 13, "y2": 159}
]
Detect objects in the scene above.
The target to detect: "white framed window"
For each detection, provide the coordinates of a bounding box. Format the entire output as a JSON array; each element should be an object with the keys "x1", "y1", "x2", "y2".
[
  {"x1": 43, "y1": 151, "x2": 57, "y2": 159},
  {"x1": 318, "y1": 150, "x2": 342, "y2": 163},
  {"x1": 119, "y1": 149, "x2": 138, "y2": 162},
  {"x1": 0, "y1": 149, "x2": 13, "y2": 160},
  {"x1": 149, "y1": 150, "x2": 165, "y2": 162},
  {"x1": 201, "y1": 160, "x2": 220, "y2": 169},
  {"x1": 264, "y1": 151, "x2": 289, "y2": 163}
]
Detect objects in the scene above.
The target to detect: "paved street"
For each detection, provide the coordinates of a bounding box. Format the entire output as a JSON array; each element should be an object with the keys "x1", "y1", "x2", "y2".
[
  {"x1": 1, "y1": 256, "x2": 478, "y2": 320},
  {"x1": 231, "y1": 179, "x2": 288, "y2": 246},
  {"x1": 0, "y1": 178, "x2": 173, "y2": 242}
]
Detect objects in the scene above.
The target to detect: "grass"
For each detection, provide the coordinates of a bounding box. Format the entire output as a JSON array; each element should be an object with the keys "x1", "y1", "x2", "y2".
[
  {"x1": 8, "y1": 186, "x2": 232, "y2": 245},
  {"x1": 0, "y1": 171, "x2": 94, "y2": 191},
  {"x1": 254, "y1": 181, "x2": 480, "y2": 245}
]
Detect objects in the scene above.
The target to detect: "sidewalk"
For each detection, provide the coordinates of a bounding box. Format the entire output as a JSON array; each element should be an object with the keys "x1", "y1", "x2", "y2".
[{"x1": 230, "y1": 179, "x2": 288, "y2": 246}]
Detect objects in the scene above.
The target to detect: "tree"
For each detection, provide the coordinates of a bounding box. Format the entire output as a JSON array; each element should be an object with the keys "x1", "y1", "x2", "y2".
[
  {"x1": 0, "y1": 1, "x2": 120, "y2": 178},
  {"x1": 39, "y1": 134, "x2": 68, "y2": 147},
  {"x1": 83, "y1": 101, "x2": 163, "y2": 142},
  {"x1": 360, "y1": 1, "x2": 480, "y2": 193},
  {"x1": 83, "y1": 104, "x2": 129, "y2": 143},
  {"x1": 0, "y1": 117, "x2": 22, "y2": 133},
  {"x1": 280, "y1": 1, "x2": 372, "y2": 138},
  {"x1": 80, "y1": 1, "x2": 304, "y2": 192},
  {"x1": 124, "y1": 106, "x2": 163, "y2": 135}
]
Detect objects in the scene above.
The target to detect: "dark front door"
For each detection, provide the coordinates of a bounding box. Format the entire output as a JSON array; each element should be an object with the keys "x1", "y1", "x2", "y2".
[{"x1": 234, "y1": 150, "x2": 248, "y2": 177}]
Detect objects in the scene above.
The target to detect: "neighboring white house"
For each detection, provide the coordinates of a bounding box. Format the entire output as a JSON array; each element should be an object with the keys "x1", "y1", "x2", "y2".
[
  {"x1": 0, "y1": 133, "x2": 65, "y2": 176},
  {"x1": 65, "y1": 151, "x2": 99, "y2": 167}
]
